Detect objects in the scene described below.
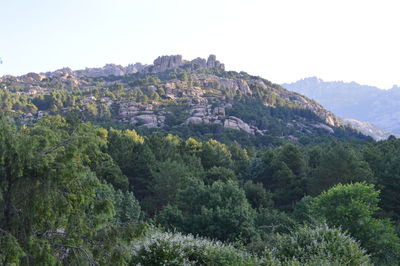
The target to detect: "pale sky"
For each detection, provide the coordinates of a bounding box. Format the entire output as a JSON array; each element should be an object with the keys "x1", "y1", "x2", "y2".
[{"x1": 1, "y1": 0, "x2": 399, "y2": 89}]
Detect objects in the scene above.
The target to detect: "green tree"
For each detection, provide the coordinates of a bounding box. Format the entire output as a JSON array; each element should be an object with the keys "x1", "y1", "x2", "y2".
[
  {"x1": 146, "y1": 160, "x2": 194, "y2": 214},
  {"x1": 107, "y1": 129, "x2": 155, "y2": 198},
  {"x1": 363, "y1": 138, "x2": 400, "y2": 220},
  {"x1": 229, "y1": 141, "x2": 250, "y2": 178},
  {"x1": 200, "y1": 139, "x2": 233, "y2": 169},
  {"x1": 311, "y1": 183, "x2": 400, "y2": 265},
  {"x1": 0, "y1": 116, "x2": 130, "y2": 264},
  {"x1": 157, "y1": 179, "x2": 256, "y2": 242},
  {"x1": 204, "y1": 166, "x2": 236, "y2": 184},
  {"x1": 308, "y1": 143, "x2": 374, "y2": 195},
  {"x1": 243, "y1": 181, "x2": 273, "y2": 209}
]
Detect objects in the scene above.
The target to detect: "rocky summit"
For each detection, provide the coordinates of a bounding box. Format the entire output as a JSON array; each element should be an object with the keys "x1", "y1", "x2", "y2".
[{"x1": 0, "y1": 55, "x2": 367, "y2": 143}]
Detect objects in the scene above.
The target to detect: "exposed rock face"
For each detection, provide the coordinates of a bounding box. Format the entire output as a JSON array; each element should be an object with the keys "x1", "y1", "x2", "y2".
[
  {"x1": 19, "y1": 73, "x2": 46, "y2": 83},
  {"x1": 224, "y1": 116, "x2": 253, "y2": 134},
  {"x1": 207, "y1": 55, "x2": 225, "y2": 70},
  {"x1": 342, "y1": 118, "x2": 399, "y2": 140},
  {"x1": 42, "y1": 68, "x2": 84, "y2": 87},
  {"x1": 29, "y1": 54, "x2": 226, "y2": 81},
  {"x1": 213, "y1": 107, "x2": 225, "y2": 117},
  {"x1": 185, "y1": 117, "x2": 205, "y2": 124},
  {"x1": 184, "y1": 104, "x2": 263, "y2": 135},
  {"x1": 75, "y1": 63, "x2": 144, "y2": 77},
  {"x1": 278, "y1": 91, "x2": 341, "y2": 127},
  {"x1": 224, "y1": 116, "x2": 263, "y2": 135},
  {"x1": 152, "y1": 55, "x2": 183, "y2": 73},
  {"x1": 218, "y1": 79, "x2": 252, "y2": 95},
  {"x1": 125, "y1": 63, "x2": 145, "y2": 74},
  {"x1": 190, "y1": 57, "x2": 207, "y2": 68},
  {"x1": 134, "y1": 114, "x2": 158, "y2": 128},
  {"x1": 312, "y1": 123, "x2": 334, "y2": 134},
  {"x1": 118, "y1": 101, "x2": 166, "y2": 128}
]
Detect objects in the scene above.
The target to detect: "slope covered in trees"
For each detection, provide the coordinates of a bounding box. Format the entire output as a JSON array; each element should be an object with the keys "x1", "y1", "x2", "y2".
[
  {"x1": 1, "y1": 115, "x2": 400, "y2": 265},
  {"x1": 1, "y1": 55, "x2": 398, "y2": 264}
]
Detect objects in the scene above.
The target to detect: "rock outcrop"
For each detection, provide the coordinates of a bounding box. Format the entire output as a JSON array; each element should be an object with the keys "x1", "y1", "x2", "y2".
[
  {"x1": 217, "y1": 79, "x2": 252, "y2": 95},
  {"x1": 311, "y1": 123, "x2": 334, "y2": 134},
  {"x1": 224, "y1": 116, "x2": 252, "y2": 134},
  {"x1": 190, "y1": 57, "x2": 207, "y2": 69},
  {"x1": 75, "y1": 63, "x2": 145, "y2": 77},
  {"x1": 19, "y1": 73, "x2": 46, "y2": 83},
  {"x1": 342, "y1": 118, "x2": 399, "y2": 140},
  {"x1": 207, "y1": 55, "x2": 225, "y2": 70},
  {"x1": 151, "y1": 55, "x2": 183, "y2": 73},
  {"x1": 133, "y1": 114, "x2": 165, "y2": 128},
  {"x1": 183, "y1": 104, "x2": 263, "y2": 135}
]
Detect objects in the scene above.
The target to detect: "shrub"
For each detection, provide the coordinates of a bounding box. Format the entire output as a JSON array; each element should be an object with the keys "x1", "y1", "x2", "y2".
[
  {"x1": 269, "y1": 224, "x2": 371, "y2": 265},
  {"x1": 130, "y1": 231, "x2": 261, "y2": 265}
]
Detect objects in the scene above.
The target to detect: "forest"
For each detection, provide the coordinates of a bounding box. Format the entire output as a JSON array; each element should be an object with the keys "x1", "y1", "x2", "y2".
[{"x1": 1, "y1": 114, "x2": 400, "y2": 265}]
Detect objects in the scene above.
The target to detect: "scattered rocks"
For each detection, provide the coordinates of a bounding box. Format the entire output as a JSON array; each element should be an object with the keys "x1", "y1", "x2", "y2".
[
  {"x1": 19, "y1": 73, "x2": 46, "y2": 83},
  {"x1": 74, "y1": 63, "x2": 144, "y2": 77}
]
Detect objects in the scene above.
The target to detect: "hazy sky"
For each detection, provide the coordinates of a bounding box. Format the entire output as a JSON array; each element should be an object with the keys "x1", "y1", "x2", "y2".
[{"x1": 1, "y1": 0, "x2": 399, "y2": 89}]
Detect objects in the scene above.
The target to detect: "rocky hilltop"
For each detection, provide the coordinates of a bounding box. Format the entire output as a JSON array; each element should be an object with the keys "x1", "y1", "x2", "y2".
[{"x1": 0, "y1": 55, "x2": 366, "y2": 142}]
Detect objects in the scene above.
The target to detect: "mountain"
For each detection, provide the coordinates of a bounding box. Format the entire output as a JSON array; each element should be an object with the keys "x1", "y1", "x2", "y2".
[
  {"x1": 341, "y1": 118, "x2": 398, "y2": 141},
  {"x1": 282, "y1": 77, "x2": 400, "y2": 135},
  {"x1": 0, "y1": 56, "x2": 368, "y2": 145}
]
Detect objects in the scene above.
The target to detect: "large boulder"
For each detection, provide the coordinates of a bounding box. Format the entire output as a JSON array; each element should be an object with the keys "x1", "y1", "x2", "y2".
[{"x1": 224, "y1": 116, "x2": 253, "y2": 134}]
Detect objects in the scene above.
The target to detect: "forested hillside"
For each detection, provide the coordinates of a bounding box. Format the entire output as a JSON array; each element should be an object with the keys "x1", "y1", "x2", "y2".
[
  {"x1": 1, "y1": 56, "x2": 399, "y2": 265},
  {"x1": 1, "y1": 115, "x2": 400, "y2": 265}
]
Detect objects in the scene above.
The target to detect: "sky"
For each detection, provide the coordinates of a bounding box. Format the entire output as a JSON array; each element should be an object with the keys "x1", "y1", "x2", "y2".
[{"x1": 1, "y1": 0, "x2": 400, "y2": 89}]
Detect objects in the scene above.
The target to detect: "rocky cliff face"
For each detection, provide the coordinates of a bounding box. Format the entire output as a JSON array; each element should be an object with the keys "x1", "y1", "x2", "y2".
[
  {"x1": 151, "y1": 55, "x2": 183, "y2": 73},
  {"x1": 206, "y1": 55, "x2": 225, "y2": 70}
]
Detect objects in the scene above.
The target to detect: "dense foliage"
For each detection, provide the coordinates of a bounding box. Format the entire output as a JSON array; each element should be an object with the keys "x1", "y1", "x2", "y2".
[{"x1": 1, "y1": 113, "x2": 399, "y2": 264}]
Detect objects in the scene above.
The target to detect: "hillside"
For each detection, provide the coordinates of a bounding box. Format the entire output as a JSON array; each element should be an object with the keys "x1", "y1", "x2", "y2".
[
  {"x1": 282, "y1": 77, "x2": 400, "y2": 135},
  {"x1": 3, "y1": 56, "x2": 400, "y2": 265},
  {"x1": 0, "y1": 55, "x2": 367, "y2": 145}
]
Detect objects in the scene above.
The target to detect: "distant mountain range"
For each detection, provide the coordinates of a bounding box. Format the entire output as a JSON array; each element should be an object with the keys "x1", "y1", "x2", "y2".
[{"x1": 282, "y1": 77, "x2": 400, "y2": 139}]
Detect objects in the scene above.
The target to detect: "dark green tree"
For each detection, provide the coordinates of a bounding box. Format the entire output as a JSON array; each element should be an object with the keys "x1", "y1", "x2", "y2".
[{"x1": 156, "y1": 179, "x2": 256, "y2": 242}]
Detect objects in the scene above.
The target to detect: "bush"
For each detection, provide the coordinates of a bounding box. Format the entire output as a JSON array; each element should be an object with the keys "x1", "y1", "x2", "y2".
[
  {"x1": 268, "y1": 224, "x2": 371, "y2": 265},
  {"x1": 130, "y1": 231, "x2": 261, "y2": 265}
]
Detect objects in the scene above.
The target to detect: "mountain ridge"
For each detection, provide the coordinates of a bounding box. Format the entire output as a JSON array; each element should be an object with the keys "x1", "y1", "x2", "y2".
[
  {"x1": 0, "y1": 55, "x2": 368, "y2": 144},
  {"x1": 282, "y1": 77, "x2": 400, "y2": 136}
]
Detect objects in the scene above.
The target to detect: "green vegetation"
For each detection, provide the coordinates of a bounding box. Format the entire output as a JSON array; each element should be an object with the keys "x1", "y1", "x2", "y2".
[
  {"x1": 0, "y1": 63, "x2": 397, "y2": 264},
  {"x1": 1, "y1": 114, "x2": 399, "y2": 265}
]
